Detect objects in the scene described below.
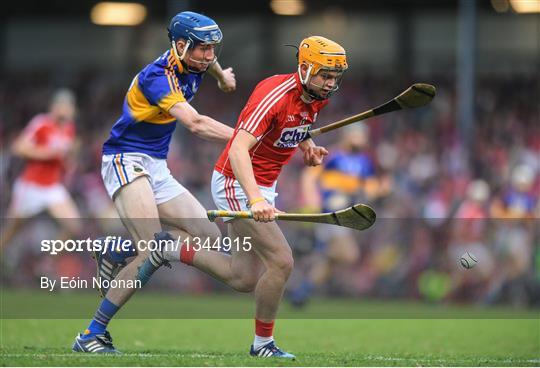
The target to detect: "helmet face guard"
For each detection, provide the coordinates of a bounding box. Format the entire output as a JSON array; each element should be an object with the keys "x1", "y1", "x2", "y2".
[
  {"x1": 171, "y1": 38, "x2": 222, "y2": 73},
  {"x1": 299, "y1": 64, "x2": 346, "y2": 100},
  {"x1": 186, "y1": 42, "x2": 222, "y2": 73}
]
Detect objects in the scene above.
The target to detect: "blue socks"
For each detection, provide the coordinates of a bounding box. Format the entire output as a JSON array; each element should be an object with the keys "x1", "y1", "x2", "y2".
[
  {"x1": 83, "y1": 298, "x2": 119, "y2": 337},
  {"x1": 82, "y1": 234, "x2": 170, "y2": 338}
]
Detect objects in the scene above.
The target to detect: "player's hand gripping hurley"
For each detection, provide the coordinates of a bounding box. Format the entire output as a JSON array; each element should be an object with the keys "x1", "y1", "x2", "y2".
[
  {"x1": 307, "y1": 83, "x2": 436, "y2": 138},
  {"x1": 207, "y1": 203, "x2": 376, "y2": 231}
]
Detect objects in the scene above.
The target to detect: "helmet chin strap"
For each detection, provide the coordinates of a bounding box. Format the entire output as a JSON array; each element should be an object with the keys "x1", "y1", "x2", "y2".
[
  {"x1": 172, "y1": 40, "x2": 190, "y2": 60},
  {"x1": 298, "y1": 63, "x2": 330, "y2": 102},
  {"x1": 297, "y1": 64, "x2": 312, "y2": 85},
  {"x1": 171, "y1": 40, "x2": 191, "y2": 71}
]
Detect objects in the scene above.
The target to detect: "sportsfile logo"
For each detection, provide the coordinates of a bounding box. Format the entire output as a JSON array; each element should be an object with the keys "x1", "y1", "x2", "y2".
[{"x1": 274, "y1": 124, "x2": 311, "y2": 148}]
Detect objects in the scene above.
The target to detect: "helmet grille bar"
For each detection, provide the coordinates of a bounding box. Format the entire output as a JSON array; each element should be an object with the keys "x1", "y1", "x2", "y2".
[{"x1": 320, "y1": 51, "x2": 346, "y2": 56}]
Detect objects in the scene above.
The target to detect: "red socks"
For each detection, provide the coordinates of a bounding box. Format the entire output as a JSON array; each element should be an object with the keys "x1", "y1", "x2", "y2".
[
  {"x1": 180, "y1": 243, "x2": 196, "y2": 265},
  {"x1": 255, "y1": 319, "x2": 274, "y2": 337}
]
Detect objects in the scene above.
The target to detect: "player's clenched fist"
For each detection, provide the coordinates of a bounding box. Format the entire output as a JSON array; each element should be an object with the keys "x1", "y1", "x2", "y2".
[
  {"x1": 250, "y1": 199, "x2": 276, "y2": 222},
  {"x1": 218, "y1": 67, "x2": 236, "y2": 92}
]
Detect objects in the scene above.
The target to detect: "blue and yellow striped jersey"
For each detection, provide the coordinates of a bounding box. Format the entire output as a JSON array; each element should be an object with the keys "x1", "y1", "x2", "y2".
[
  {"x1": 103, "y1": 49, "x2": 204, "y2": 158},
  {"x1": 319, "y1": 150, "x2": 375, "y2": 212}
]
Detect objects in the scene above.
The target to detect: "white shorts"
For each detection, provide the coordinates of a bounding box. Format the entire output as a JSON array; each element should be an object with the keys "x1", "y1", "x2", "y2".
[
  {"x1": 9, "y1": 179, "x2": 70, "y2": 217},
  {"x1": 101, "y1": 153, "x2": 187, "y2": 205},
  {"x1": 211, "y1": 170, "x2": 278, "y2": 221}
]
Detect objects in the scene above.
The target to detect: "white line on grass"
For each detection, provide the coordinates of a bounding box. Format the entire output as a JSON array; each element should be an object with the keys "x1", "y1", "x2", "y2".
[
  {"x1": 363, "y1": 355, "x2": 540, "y2": 364},
  {"x1": 2, "y1": 353, "x2": 539, "y2": 364}
]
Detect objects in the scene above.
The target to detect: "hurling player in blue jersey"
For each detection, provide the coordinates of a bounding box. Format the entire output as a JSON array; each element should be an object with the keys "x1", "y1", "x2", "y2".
[
  {"x1": 73, "y1": 12, "x2": 236, "y2": 353},
  {"x1": 290, "y1": 124, "x2": 389, "y2": 307}
]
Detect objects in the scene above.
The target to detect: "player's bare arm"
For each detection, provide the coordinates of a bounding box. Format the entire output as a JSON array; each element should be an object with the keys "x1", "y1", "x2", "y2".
[
  {"x1": 300, "y1": 165, "x2": 323, "y2": 211},
  {"x1": 11, "y1": 132, "x2": 64, "y2": 160},
  {"x1": 208, "y1": 61, "x2": 236, "y2": 92},
  {"x1": 299, "y1": 138, "x2": 328, "y2": 166},
  {"x1": 169, "y1": 102, "x2": 234, "y2": 142},
  {"x1": 228, "y1": 129, "x2": 276, "y2": 222}
]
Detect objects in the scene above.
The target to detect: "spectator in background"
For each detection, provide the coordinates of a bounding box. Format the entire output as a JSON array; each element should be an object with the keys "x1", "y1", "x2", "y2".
[
  {"x1": 485, "y1": 164, "x2": 538, "y2": 306},
  {"x1": 491, "y1": 164, "x2": 538, "y2": 219},
  {"x1": 447, "y1": 179, "x2": 495, "y2": 301}
]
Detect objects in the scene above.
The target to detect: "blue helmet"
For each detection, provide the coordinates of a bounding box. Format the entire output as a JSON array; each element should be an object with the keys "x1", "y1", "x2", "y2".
[{"x1": 168, "y1": 11, "x2": 222, "y2": 46}]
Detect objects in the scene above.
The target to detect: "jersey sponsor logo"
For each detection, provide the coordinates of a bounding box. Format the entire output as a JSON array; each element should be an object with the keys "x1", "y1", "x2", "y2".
[{"x1": 274, "y1": 124, "x2": 310, "y2": 148}]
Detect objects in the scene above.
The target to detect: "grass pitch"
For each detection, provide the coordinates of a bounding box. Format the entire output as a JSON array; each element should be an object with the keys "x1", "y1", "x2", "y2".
[{"x1": 1, "y1": 291, "x2": 538, "y2": 366}]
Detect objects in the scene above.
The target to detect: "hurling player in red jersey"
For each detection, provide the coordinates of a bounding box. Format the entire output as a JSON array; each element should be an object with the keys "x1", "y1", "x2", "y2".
[
  {"x1": 1, "y1": 89, "x2": 81, "y2": 249},
  {"x1": 163, "y1": 36, "x2": 348, "y2": 358}
]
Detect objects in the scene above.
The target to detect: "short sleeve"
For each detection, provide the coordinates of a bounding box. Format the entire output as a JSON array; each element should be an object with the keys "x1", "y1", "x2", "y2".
[{"x1": 140, "y1": 68, "x2": 186, "y2": 112}]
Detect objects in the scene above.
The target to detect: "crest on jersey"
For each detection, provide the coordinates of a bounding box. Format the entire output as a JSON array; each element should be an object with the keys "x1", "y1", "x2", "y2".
[{"x1": 274, "y1": 124, "x2": 311, "y2": 148}]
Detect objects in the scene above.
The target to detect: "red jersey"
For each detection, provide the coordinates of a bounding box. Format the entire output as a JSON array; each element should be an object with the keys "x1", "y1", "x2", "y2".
[
  {"x1": 19, "y1": 114, "x2": 75, "y2": 186},
  {"x1": 215, "y1": 73, "x2": 328, "y2": 186}
]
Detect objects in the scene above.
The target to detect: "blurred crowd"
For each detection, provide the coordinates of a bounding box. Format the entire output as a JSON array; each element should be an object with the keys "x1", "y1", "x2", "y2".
[{"x1": 1, "y1": 70, "x2": 539, "y2": 307}]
